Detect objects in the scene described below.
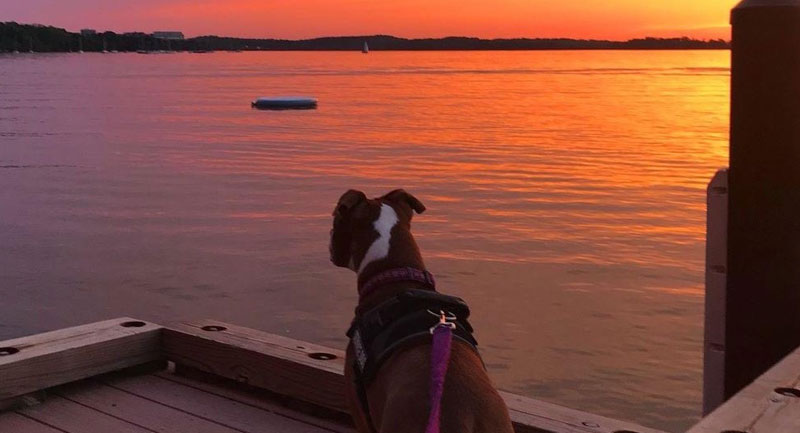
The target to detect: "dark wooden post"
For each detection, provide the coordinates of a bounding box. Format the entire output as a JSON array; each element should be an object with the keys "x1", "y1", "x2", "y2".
[{"x1": 726, "y1": 0, "x2": 800, "y2": 401}]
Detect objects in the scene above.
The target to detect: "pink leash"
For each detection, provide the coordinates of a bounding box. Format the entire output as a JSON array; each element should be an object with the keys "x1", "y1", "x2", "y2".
[{"x1": 425, "y1": 311, "x2": 455, "y2": 433}]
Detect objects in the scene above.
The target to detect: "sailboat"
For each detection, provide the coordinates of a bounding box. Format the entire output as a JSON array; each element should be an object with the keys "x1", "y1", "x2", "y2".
[{"x1": 362, "y1": 41, "x2": 369, "y2": 54}]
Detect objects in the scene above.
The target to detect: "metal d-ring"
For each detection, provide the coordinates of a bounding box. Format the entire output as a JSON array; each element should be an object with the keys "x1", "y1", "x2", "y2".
[
  {"x1": 428, "y1": 309, "x2": 457, "y2": 333},
  {"x1": 427, "y1": 309, "x2": 457, "y2": 321}
]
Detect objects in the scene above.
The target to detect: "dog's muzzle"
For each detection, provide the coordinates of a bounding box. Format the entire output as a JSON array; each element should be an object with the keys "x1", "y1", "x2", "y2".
[{"x1": 329, "y1": 226, "x2": 351, "y2": 267}]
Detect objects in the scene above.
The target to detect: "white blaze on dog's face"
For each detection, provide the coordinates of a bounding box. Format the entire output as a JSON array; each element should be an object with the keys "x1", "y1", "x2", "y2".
[
  {"x1": 357, "y1": 203, "x2": 398, "y2": 273},
  {"x1": 329, "y1": 189, "x2": 426, "y2": 274}
]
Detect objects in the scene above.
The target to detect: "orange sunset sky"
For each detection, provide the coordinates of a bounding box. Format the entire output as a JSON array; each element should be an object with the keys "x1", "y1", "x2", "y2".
[{"x1": 5, "y1": 0, "x2": 735, "y2": 40}]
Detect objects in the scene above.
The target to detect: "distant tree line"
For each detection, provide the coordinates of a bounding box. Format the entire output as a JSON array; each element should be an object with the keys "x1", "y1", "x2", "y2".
[
  {"x1": 0, "y1": 22, "x2": 730, "y2": 53},
  {"x1": 190, "y1": 35, "x2": 730, "y2": 51}
]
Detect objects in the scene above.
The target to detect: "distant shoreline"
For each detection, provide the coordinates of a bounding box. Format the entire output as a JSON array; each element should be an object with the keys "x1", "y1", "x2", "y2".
[{"x1": 1, "y1": 22, "x2": 730, "y2": 52}]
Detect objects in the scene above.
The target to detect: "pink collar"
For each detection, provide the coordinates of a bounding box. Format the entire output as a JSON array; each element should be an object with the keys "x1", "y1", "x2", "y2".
[{"x1": 358, "y1": 267, "x2": 436, "y2": 299}]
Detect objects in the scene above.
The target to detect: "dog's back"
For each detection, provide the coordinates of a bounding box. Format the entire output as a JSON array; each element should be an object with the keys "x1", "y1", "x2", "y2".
[{"x1": 370, "y1": 343, "x2": 513, "y2": 433}]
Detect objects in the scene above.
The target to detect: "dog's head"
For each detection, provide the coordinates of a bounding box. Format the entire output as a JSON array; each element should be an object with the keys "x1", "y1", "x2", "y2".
[{"x1": 329, "y1": 189, "x2": 425, "y2": 271}]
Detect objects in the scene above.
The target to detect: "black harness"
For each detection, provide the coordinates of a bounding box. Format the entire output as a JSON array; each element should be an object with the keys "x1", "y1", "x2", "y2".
[{"x1": 346, "y1": 287, "x2": 480, "y2": 429}]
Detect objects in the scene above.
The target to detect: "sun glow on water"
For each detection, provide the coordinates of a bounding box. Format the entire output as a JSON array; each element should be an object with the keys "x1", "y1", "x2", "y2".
[{"x1": 0, "y1": 50, "x2": 729, "y2": 431}]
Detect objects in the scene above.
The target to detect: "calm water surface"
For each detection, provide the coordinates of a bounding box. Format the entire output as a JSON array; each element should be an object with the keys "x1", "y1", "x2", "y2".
[{"x1": 0, "y1": 51, "x2": 729, "y2": 431}]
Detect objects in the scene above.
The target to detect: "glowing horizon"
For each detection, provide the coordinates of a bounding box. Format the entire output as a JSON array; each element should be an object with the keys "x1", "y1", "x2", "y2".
[{"x1": 4, "y1": 0, "x2": 734, "y2": 40}]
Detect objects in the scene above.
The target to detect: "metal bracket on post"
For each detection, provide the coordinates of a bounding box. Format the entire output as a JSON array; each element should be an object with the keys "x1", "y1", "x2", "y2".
[{"x1": 703, "y1": 168, "x2": 728, "y2": 415}]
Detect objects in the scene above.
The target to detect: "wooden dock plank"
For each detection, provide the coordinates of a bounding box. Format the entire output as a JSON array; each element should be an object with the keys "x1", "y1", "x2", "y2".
[
  {"x1": 501, "y1": 391, "x2": 667, "y2": 433},
  {"x1": 0, "y1": 317, "x2": 162, "y2": 401},
  {"x1": 154, "y1": 370, "x2": 353, "y2": 433},
  {"x1": 105, "y1": 373, "x2": 333, "y2": 433},
  {"x1": 688, "y1": 345, "x2": 800, "y2": 433},
  {"x1": 0, "y1": 412, "x2": 65, "y2": 433},
  {"x1": 164, "y1": 320, "x2": 667, "y2": 433},
  {"x1": 55, "y1": 380, "x2": 247, "y2": 433},
  {"x1": 16, "y1": 394, "x2": 152, "y2": 433}
]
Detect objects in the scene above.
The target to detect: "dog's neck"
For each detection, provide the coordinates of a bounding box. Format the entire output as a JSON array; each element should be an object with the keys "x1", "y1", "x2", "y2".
[
  {"x1": 354, "y1": 204, "x2": 429, "y2": 314},
  {"x1": 355, "y1": 280, "x2": 432, "y2": 316}
]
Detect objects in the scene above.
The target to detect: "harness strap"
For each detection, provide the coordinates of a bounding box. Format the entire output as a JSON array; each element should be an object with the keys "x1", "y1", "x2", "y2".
[{"x1": 426, "y1": 319, "x2": 454, "y2": 433}]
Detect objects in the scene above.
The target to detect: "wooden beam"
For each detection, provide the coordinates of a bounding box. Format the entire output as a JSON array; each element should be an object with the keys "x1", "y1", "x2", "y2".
[
  {"x1": 0, "y1": 318, "x2": 162, "y2": 401},
  {"x1": 703, "y1": 168, "x2": 728, "y2": 415},
  {"x1": 689, "y1": 344, "x2": 800, "y2": 433},
  {"x1": 164, "y1": 320, "x2": 666, "y2": 433},
  {"x1": 163, "y1": 320, "x2": 347, "y2": 412}
]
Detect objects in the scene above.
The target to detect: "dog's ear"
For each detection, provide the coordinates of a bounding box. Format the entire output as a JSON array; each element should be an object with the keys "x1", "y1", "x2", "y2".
[
  {"x1": 333, "y1": 189, "x2": 367, "y2": 217},
  {"x1": 384, "y1": 189, "x2": 425, "y2": 214}
]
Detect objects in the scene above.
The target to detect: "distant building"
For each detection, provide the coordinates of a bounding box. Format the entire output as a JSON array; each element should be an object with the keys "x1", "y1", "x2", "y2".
[
  {"x1": 152, "y1": 31, "x2": 184, "y2": 40},
  {"x1": 80, "y1": 29, "x2": 96, "y2": 36}
]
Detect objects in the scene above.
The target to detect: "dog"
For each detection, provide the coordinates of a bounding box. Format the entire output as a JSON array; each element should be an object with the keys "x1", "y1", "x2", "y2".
[{"x1": 330, "y1": 189, "x2": 514, "y2": 433}]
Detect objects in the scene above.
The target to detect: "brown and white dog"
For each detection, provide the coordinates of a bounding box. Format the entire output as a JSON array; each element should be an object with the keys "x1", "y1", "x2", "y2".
[{"x1": 330, "y1": 189, "x2": 514, "y2": 433}]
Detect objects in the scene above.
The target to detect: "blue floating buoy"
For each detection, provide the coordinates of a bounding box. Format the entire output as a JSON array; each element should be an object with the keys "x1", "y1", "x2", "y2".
[{"x1": 252, "y1": 96, "x2": 318, "y2": 110}]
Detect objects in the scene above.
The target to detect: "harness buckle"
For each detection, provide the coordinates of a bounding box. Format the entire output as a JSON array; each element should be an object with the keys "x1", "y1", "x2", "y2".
[{"x1": 428, "y1": 309, "x2": 457, "y2": 333}]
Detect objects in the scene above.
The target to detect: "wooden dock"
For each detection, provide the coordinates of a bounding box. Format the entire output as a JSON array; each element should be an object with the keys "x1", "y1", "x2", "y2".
[
  {"x1": 0, "y1": 317, "x2": 797, "y2": 433},
  {"x1": 1, "y1": 368, "x2": 347, "y2": 433}
]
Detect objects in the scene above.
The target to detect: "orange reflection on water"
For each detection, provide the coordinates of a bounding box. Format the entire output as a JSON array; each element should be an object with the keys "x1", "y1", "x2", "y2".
[
  {"x1": 138, "y1": 50, "x2": 730, "y2": 273},
  {"x1": 3, "y1": 50, "x2": 729, "y2": 430}
]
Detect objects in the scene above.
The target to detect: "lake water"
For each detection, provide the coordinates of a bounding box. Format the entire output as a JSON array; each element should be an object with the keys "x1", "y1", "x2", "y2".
[{"x1": 0, "y1": 50, "x2": 729, "y2": 431}]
